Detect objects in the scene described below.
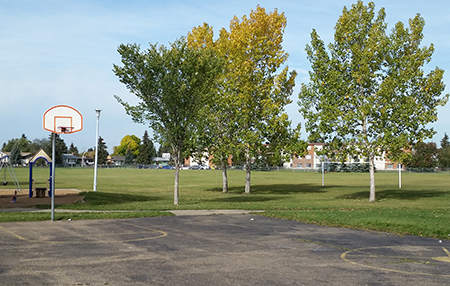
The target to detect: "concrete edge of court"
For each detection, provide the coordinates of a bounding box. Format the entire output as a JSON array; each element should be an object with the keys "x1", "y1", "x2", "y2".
[{"x1": 0, "y1": 208, "x2": 265, "y2": 216}]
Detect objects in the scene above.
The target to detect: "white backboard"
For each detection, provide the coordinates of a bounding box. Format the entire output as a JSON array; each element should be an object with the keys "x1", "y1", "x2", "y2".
[{"x1": 43, "y1": 105, "x2": 83, "y2": 134}]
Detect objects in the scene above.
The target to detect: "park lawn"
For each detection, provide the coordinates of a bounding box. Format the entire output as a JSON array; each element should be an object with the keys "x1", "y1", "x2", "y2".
[{"x1": 1, "y1": 167, "x2": 449, "y2": 239}]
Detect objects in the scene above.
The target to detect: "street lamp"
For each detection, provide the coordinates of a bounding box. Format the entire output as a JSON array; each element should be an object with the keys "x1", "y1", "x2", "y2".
[{"x1": 93, "y1": 109, "x2": 101, "y2": 192}]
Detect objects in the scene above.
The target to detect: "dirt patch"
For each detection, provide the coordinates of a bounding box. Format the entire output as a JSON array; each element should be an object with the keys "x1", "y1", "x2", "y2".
[{"x1": 0, "y1": 189, "x2": 83, "y2": 209}]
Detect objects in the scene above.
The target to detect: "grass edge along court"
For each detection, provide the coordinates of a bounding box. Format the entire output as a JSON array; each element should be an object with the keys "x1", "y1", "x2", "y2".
[{"x1": 0, "y1": 168, "x2": 449, "y2": 240}]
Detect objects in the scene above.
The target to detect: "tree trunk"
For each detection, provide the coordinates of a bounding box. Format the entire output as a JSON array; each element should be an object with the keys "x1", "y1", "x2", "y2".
[
  {"x1": 174, "y1": 149, "x2": 180, "y2": 205},
  {"x1": 221, "y1": 158, "x2": 228, "y2": 193},
  {"x1": 369, "y1": 152, "x2": 376, "y2": 202},
  {"x1": 244, "y1": 146, "x2": 251, "y2": 194}
]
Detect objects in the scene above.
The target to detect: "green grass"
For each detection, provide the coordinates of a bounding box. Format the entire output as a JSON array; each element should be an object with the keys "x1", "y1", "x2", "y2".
[{"x1": 1, "y1": 167, "x2": 449, "y2": 239}]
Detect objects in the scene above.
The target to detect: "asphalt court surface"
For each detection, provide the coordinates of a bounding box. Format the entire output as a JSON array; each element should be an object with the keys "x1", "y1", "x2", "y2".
[{"x1": 0, "y1": 214, "x2": 449, "y2": 285}]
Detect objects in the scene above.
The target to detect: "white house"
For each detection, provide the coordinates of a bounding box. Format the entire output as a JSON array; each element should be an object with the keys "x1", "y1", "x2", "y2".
[{"x1": 284, "y1": 143, "x2": 402, "y2": 171}]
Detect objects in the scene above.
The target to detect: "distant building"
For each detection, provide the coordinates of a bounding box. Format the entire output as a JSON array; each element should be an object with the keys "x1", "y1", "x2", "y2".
[
  {"x1": 283, "y1": 143, "x2": 404, "y2": 171},
  {"x1": 108, "y1": 155, "x2": 125, "y2": 166}
]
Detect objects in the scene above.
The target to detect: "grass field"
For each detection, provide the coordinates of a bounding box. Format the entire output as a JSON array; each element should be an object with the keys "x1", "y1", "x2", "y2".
[{"x1": 1, "y1": 167, "x2": 449, "y2": 239}]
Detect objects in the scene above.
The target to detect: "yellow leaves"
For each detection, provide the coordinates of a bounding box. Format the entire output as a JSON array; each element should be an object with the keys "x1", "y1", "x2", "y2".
[{"x1": 187, "y1": 23, "x2": 214, "y2": 50}]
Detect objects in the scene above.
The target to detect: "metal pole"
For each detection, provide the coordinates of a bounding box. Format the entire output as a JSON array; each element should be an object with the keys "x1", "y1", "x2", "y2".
[
  {"x1": 322, "y1": 157, "x2": 324, "y2": 187},
  {"x1": 51, "y1": 134, "x2": 55, "y2": 221},
  {"x1": 399, "y1": 163, "x2": 402, "y2": 189},
  {"x1": 93, "y1": 109, "x2": 101, "y2": 192}
]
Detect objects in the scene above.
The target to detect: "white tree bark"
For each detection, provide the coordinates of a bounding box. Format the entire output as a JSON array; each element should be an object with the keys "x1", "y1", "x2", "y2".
[
  {"x1": 245, "y1": 146, "x2": 251, "y2": 194},
  {"x1": 221, "y1": 158, "x2": 228, "y2": 193},
  {"x1": 369, "y1": 152, "x2": 376, "y2": 202},
  {"x1": 173, "y1": 149, "x2": 180, "y2": 205}
]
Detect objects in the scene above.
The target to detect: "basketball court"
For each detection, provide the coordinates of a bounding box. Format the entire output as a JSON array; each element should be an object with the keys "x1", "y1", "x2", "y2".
[{"x1": 0, "y1": 214, "x2": 448, "y2": 285}]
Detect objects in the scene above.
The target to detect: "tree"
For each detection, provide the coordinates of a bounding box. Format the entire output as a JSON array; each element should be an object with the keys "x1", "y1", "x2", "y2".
[
  {"x1": 440, "y1": 133, "x2": 449, "y2": 149},
  {"x1": 28, "y1": 138, "x2": 50, "y2": 154},
  {"x1": 438, "y1": 133, "x2": 450, "y2": 168},
  {"x1": 157, "y1": 144, "x2": 171, "y2": 157},
  {"x1": 114, "y1": 38, "x2": 223, "y2": 205},
  {"x1": 69, "y1": 142, "x2": 79, "y2": 156},
  {"x1": 298, "y1": 1, "x2": 449, "y2": 201},
  {"x1": 406, "y1": 142, "x2": 438, "y2": 168},
  {"x1": 187, "y1": 23, "x2": 239, "y2": 193},
  {"x1": 124, "y1": 147, "x2": 134, "y2": 165},
  {"x1": 187, "y1": 7, "x2": 305, "y2": 194},
  {"x1": 10, "y1": 144, "x2": 22, "y2": 166},
  {"x1": 137, "y1": 130, "x2": 157, "y2": 164},
  {"x1": 114, "y1": 135, "x2": 140, "y2": 156},
  {"x1": 44, "y1": 134, "x2": 68, "y2": 165},
  {"x1": 97, "y1": 136, "x2": 109, "y2": 165},
  {"x1": 2, "y1": 135, "x2": 31, "y2": 152}
]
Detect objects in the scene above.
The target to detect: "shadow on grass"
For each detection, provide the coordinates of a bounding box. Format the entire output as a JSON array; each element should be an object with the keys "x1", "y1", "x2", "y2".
[
  {"x1": 73, "y1": 192, "x2": 164, "y2": 207},
  {"x1": 337, "y1": 189, "x2": 450, "y2": 201},
  {"x1": 206, "y1": 184, "x2": 328, "y2": 195},
  {"x1": 208, "y1": 195, "x2": 285, "y2": 203}
]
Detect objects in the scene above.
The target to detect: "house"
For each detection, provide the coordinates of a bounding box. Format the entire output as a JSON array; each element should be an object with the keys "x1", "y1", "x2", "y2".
[
  {"x1": 62, "y1": 154, "x2": 80, "y2": 167},
  {"x1": 108, "y1": 155, "x2": 125, "y2": 166},
  {"x1": 283, "y1": 143, "x2": 405, "y2": 171},
  {"x1": 0, "y1": 151, "x2": 33, "y2": 166},
  {"x1": 153, "y1": 153, "x2": 170, "y2": 167}
]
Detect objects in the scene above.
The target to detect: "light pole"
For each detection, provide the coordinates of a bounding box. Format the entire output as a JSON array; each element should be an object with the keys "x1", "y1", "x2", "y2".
[{"x1": 93, "y1": 109, "x2": 101, "y2": 192}]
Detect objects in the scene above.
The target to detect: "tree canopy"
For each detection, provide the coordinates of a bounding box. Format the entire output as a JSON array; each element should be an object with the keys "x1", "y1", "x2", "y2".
[
  {"x1": 438, "y1": 133, "x2": 450, "y2": 168},
  {"x1": 9, "y1": 144, "x2": 22, "y2": 166},
  {"x1": 188, "y1": 6, "x2": 305, "y2": 194},
  {"x1": 114, "y1": 135, "x2": 140, "y2": 156},
  {"x1": 298, "y1": 1, "x2": 448, "y2": 201},
  {"x1": 96, "y1": 136, "x2": 109, "y2": 165},
  {"x1": 114, "y1": 38, "x2": 224, "y2": 205},
  {"x1": 137, "y1": 131, "x2": 157, "y2": 165},
  {"x1": 44, "y1": 134, "x2": 68, "y2": 165}
]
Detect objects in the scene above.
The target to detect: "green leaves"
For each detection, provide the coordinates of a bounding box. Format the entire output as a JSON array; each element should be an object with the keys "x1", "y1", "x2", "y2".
[
  {"x1": 114, "y1": 37, "x2": 224, "y2": 204},
  {"x1": 298, "y1": 1, "x2": 449, "y2": 201}
]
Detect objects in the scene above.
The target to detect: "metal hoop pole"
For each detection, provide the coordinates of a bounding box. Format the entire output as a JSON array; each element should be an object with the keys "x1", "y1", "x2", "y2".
[{"x1": 93, "y1": 109, "x2": 101, "y2": 192}]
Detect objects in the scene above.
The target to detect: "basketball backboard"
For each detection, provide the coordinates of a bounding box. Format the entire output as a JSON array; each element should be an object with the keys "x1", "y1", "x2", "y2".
[{"x1": 43, "y1": 105, "x2": 83, "y2": 134}]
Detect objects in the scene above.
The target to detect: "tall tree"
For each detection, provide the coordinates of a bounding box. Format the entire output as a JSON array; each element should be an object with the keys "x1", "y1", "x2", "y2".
[
  {"x1": 124, "y1": 147, "x2": 134, "y2": 165},
  {"x1": 187, "y1": 23, "x2": 239, "y2": 193},
  {"x1": 69, "y1": 142, "x2": 79, "y2": 156},
  {"x1": 45, "y1": 134, "x2": 68, "y2": 165},
  {"x1": 406, "y1": 142, "x2": 438, "y2": 168},
  {"x1": 2, "y1": 135, "x2": 31, "y2": 152},
  {"x1": 438, "y1": 133, "x2": 450, "y2": 168},
  {"x1": 114, "y1": 38, "x2": 223, "y2": 205},
  {"x1": 10, "y1": 144, "x2": 22, "y2": 166},
  {"x1": 114, "y1": 135, "x2": 141, "y2": 156},
  {"x1": 298, "y1": 1, "x2": 448, "y2": 201},
  {"x1": 138, "y1": 130, "x2": 156, "y2": 164},
  {"x1": 188, "y1": 7, "x2": 304, "y2": 194},
  {"x1": 440, "y1": 133, "x2": 449, "y2": 149},
  {"x1": 97, "y1": 136, "x2": 109, "y2": 165},
  {"x1": 28, "y1": 138, "x2": 50, "y2": 154}
]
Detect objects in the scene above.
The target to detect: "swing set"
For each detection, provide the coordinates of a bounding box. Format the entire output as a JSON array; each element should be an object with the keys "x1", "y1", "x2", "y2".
[{"x1": 0, "y1": 154, "x2": 22, "y2": 193}]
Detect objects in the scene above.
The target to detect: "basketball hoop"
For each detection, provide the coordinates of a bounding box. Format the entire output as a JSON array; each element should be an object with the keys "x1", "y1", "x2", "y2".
[
  {"x1": 43, "y1": 105, "x2": 83, "y2": 134},
  {"x1": 58, "y1": 126, "x2": 74, "y2": 134},
  {"x1": 43, "y1": 105, "x2": 83, "y2": 221}
]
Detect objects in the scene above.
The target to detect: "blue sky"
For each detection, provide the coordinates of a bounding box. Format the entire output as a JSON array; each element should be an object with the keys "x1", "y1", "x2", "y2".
[{"x1": 1, "y1": 0, "x2": 449, "y2": 153}]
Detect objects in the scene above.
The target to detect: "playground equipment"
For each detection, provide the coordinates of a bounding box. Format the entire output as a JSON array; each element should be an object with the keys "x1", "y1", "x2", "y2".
[
  {"x1": 0, "y1": 155, "x2": 22, "y2": 193},
  {"x1": 28, "y1": 149, "x2": 52, "y2": 198},
  {"x1": 43, "y1": 105, "x2": 83, "y2": 221}
]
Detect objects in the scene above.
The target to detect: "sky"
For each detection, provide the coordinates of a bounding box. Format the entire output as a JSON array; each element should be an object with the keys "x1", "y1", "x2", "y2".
[{"x1": 1, "y1": 0, "x2": 449, "y2": 153}]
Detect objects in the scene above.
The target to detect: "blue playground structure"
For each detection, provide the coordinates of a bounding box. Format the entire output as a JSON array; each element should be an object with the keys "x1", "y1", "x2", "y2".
[{"x1": 28, "y1": 149, "x2": 53, "y2": 198}]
